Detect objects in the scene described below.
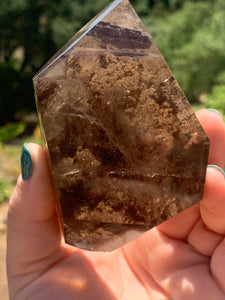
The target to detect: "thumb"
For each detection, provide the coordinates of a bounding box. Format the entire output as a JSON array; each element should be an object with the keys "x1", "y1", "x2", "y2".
[{"x1": 7, "y1": 143, "x2": 63, "y2": 287}]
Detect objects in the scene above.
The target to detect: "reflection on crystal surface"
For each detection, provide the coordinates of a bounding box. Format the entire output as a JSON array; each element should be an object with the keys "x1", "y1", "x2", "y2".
[{"x1": 33, "y1": 0, "x2": 209, "y2": 251}]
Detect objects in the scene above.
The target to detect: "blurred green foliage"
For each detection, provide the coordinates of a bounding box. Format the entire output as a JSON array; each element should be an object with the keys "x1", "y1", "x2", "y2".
[
  {"x1": 144, "y1": 0, "x2": 225, "y2": 103},
  {"x1": 206, "y1": 71, "x2": 225, "y2": 118},
  {"x1": 0, "y1": 142, "x2": 22, "y2": 204},
  {"x1": 0, "y1": 0, "x2": 224, "y2": 125},
  {"x1": 0, "y1": 122, "x2": 26, "y2": 142},
  {"x1": 0, "y1": 179, "x2": 13, "y2": 204},
  {"x1": 0, "y1": 62, "x2": 35, "y2": 124}
]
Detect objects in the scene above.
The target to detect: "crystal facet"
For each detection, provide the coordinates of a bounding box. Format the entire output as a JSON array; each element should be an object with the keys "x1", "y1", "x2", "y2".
[{"x1": 33, "y1": 0, "x2": 209, "y2": 251}]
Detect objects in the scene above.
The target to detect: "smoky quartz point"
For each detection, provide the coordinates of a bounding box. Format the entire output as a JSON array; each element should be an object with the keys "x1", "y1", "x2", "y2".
[{"x1": 33, "y1": 0, "x2": 209, "y2": 251}]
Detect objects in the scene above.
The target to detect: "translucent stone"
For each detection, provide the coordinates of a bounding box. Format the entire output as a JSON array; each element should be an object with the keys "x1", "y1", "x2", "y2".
[{"x1": 33, "y1": 0, "x2": 209, "y2": 251}]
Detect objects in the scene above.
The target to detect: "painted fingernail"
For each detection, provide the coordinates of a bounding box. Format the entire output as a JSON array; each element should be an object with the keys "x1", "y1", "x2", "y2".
[
  {"x1": 21, "y1": 143, "x2": 33, "y2": 180},
  {"x1": 207, "y1": 165, "x2": 225, "y2": 177},
  {"x1": 206, "y1": 109, "x2": 224, "y2": 122}
]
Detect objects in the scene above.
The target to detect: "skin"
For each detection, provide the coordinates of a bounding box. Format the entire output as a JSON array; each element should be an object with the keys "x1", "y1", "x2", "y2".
[{"x1": 7, "y1": 109, "x2": 225, "y2": 300}]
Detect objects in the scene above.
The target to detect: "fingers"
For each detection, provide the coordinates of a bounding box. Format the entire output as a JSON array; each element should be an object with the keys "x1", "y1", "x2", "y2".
[
  {"x1": 157, "y1": 203, "x2": 200, "y2": 240},
  {"x1": 160, "y1": 110, "x2": 225, "y2": 256},
  {"x1": 209, "y1": 167, "x2": 225, "y2": 292},
  {"x1": 200, "y1": 166, "x2": 225, "y2": 235},
  {"x1": 7, "y1": 144, "x2": 64, "y2": 287},
  {"x1": 185, "y1": 110, "x2": 225, "y2": 255},
  {"x1": 158, "y1": 109, "x2": 225, "y2": 240},
  {"x1": 9, "y1": 143, "x2": 56, "y2": 222},
  {"x1": 186, "y1": 218, "x2": 223, "y2": 257},
  {"x1": 197, "y1": 110, "x2": 225, "y2": 288},
  {"x1": 186, "y1": 168, "x2": 225, "y2": 257},
  {"x1": 185, "y1": 166, "x2": 225, "y2": 257},
  {"x1": 196, "y1": 109, "x2": 225, "y2": 169},
  {"x1": 159, "y1": 166, "x2": 225, "y2": 254},
  {"x1": 211, "y1": 238, "x2": 225, "y2": 294}
]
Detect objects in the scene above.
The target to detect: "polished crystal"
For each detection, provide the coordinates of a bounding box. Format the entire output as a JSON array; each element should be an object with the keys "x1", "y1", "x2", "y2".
[{"x1": 33, "y1": 0, "x2": 209, "y2": 251}]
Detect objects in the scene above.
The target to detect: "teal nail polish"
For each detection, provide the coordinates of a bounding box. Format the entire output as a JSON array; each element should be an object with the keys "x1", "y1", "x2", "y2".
[
  {"x1": 207, "y1": 165, "x2": 225, "y2": 177},
  {"x1": 21, "y1": 143, "x2": 33, "y2": 180},
  {"x1": 206, "y1": 109, "x2": 224, "y2": 121}
]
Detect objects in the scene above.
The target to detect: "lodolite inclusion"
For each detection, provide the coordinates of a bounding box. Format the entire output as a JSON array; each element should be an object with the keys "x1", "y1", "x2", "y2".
[{"x1": 33, "y1": 0, "x2": 209, "y2": 251}]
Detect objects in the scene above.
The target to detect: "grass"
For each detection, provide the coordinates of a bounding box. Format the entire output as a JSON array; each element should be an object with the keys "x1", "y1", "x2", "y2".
[
  {"x1": 0, "y1": 124, "x2": 42, "y2": 204},
  {"x1": 0, "y1": 143, "x2": 21, "y2": 204},
  {"x1": 0, "y1": 179, "x2": 14, "y2": 204}
]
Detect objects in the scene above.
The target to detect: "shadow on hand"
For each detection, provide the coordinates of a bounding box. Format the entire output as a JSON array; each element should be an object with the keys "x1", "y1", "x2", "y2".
[{"x1": 33, "y1": 250, "x2": 117, "y2": 300}]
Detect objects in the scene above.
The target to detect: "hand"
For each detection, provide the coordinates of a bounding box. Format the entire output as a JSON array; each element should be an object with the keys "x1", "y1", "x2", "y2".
[{"x1": 7, "y1": 109, "x2": 225, "y2": 300}]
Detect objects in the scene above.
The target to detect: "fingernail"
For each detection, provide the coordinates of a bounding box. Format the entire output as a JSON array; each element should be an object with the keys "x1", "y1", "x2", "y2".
[
  {"x1": 21, "y1": 143, "x2": 33, "y2": 180},
  {"x1": 206, "y1": 109, "x2": 224, "y2": 122},
  {"x1": 207, "y1": 165, "x2": 225, "y2": 177}
]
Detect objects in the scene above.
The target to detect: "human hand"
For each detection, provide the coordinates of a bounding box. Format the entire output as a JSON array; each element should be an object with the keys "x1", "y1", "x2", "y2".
[{"x1": 7, "y1": 109, "x2": 225, "y2": 300}]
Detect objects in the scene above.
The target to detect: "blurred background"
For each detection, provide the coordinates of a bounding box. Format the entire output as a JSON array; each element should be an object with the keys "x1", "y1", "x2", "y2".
[{"x1": 0, "y1": 0, "x2": 224, "y2": 298}]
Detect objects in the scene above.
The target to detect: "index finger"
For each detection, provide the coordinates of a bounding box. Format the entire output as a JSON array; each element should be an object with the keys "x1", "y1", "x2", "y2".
[{"x1": 196, "y1": 109, "x2": 225, "y2": 169}]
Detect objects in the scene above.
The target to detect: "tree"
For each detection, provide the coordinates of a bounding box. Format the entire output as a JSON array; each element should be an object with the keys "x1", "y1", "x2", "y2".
[
  {"x1": 206, "y1": 71, "x2": 225, "y2": 118},
  {"x1": 0, "y1": 0, "x2": 224, "y2": 125},
  {"x1": 144, "y1": 0, "x2": 225, "y2": 102},
  {"x1": 0, "y1": 0, "x2": 112, "y2": 124},
  {"x1": 0, "y1": 0, "x2": 114, "y2": 72}
]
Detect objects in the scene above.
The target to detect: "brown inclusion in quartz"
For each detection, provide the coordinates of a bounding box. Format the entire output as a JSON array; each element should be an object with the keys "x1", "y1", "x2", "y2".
[{"x1": 33, "y1": 0, "x2": 209, "y2": 251}]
